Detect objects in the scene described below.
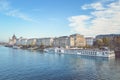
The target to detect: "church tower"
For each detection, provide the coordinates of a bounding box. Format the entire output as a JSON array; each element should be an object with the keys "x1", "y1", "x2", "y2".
[
  {"x1": 8, "y1": 34, "x2": 17, "y2": 45},
  {"x1": 12, "y1": 34, "x2": 17, "y2": 41}
]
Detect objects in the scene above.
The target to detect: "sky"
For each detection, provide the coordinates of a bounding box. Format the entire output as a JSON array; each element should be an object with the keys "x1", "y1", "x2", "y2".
[{"x1": 0, "y1": 0, "x2": 120, "y2": 42}]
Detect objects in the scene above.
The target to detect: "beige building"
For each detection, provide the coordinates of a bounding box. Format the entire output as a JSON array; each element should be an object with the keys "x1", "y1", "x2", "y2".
[
  {"x1": 36, "y1": 38, "x2": 54, "y2": 47},
  {"x1": 70, "y1": 34, "x2": 86, "y2": 47},
  {"x1": 9, "y1": 34, "x2": 17, "y2": 45},
  {"x1": 68, "y1": 37, "x2": 74, "y2": 47}
]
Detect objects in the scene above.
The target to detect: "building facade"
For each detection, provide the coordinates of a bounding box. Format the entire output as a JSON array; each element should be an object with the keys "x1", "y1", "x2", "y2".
[
  {"x1": 9, "y1": 34, "x2": 86, "y2": 48},
  {"x1": 53, "y1": 36, "x2": 69, "y2": 48},
  {"x1": 36, "y1": 38, "x2": 54, "y2": 47},
  {"x1": 20, "y1": 39, "x2": 28, "y2": 46},
  {"x1": 16, "y1": 37, "x2": 22, "y2": 46},
  {"x1": 53, "y1": 36, "x2": 75, "y2": 48},
  {"x1": 68, "y1": 36, "x2": 75, "y2": 47},
  {"x1": 70, "y1": 34, "x2": 86, "y2": 47},
  {"x1": 27, "y1": 38, "x2": 37, "y2": 46},
  {"x1": 15, "y1": 37, "x2": 28, "y2": 46},
  {"x1": 85, "y1": 37, "x2": 94, "y2": 46},
  {"x1": 9, "y1": 34, "x2": 17, "y2": 45}
]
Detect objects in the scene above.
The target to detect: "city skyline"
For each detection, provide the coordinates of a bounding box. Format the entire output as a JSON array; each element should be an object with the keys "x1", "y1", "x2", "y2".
[{"x1": 0, "y1": 0, "x2": 120, "y2": 42}]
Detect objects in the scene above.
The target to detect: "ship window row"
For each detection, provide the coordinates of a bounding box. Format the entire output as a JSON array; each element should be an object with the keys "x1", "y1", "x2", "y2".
[
  {"x1": 79, "y1": 51, "x2": 97, "y2": 55},
  {"x1": 78, "y1": 50, "x2": 109, "y2": 55}
]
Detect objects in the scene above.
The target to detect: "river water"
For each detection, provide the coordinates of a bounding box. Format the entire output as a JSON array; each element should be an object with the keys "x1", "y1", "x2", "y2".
[{"x1": 0, "y1": 46, "x2": 120, "y2": 80}]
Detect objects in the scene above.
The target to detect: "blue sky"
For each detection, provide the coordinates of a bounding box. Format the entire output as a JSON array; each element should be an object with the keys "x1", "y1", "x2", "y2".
[{"x1": 0, "y1": 0, "x2": 120, "y2": 42}]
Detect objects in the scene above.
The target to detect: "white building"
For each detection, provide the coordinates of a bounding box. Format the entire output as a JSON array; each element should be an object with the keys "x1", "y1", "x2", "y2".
[
  {"x1": 53, "y1": 36, "x2": 68, "y2": 48},
  {"x1": 20, "y1": 39, "x2": 28, "y2": 46},
  {"x1": 36, "y1": 38, "x2": 54, "y2": 47},
  {"x1": 15, "y1": 37, "x2": 28, "y2": 46},
  {"x1": 16, "y1": 37, "x2": 22, "y2": 46},
  {"x1": 27, "y1": 38, "x2": 37, "y2": 46},
  {"x1": 85, "y1": 37, "x2": 94, "y2": 46},
  {"x1": 53, "y1": 36, "x2": 74, "y2": 48}
]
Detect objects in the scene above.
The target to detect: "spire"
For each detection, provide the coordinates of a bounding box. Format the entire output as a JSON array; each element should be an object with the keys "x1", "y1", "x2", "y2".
[{"x1": 12, "y1": 34, "x2": 17, "y2": 40}]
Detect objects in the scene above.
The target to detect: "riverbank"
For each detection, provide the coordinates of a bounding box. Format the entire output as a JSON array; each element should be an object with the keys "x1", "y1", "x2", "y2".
[
  {"x1": 4, "y1": 44, "x2": 45, "y2": 51},
  {"x1": 4, "y1": 45, "x2": 117, "y2": 58}
]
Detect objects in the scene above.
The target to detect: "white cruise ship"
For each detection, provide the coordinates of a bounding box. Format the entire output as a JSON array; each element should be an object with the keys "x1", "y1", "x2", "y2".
[{"x1": 77, "y1": 49, "x2": 115, "y2": 58}]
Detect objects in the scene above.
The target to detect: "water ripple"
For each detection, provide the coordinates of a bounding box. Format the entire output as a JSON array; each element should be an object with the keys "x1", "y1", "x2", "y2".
[{"x1": 0, "y1": 47, "x2": 120, "y2": 80}]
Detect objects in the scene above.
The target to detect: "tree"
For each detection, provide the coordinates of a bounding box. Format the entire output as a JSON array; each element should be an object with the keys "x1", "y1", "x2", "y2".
[
  {"x1": 94, "y1": 39, "x2": 104, "y2": 48},
  {"x1": 40, "y1": 43, "x2": 44, "y2": 49},
  {"x1": 113, "y1": 37, "x2": 120, "y2": 48},
  {"x1": 102, "y1": 37, "x2": 110, "y2": 46}
]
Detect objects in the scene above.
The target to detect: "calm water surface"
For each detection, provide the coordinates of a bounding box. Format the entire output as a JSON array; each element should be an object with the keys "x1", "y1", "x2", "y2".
[{"x1": 0, "y1": 46, "x2": 120, "y2": 80}]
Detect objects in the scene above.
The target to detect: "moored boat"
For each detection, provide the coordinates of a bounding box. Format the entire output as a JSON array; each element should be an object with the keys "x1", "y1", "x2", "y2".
[{"x1": 13, "y1": 46, "x2": 21, "y2": 49}]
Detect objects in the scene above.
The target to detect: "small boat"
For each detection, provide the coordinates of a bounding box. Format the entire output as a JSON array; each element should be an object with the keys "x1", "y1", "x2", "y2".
[
  {"x1": 13, "y1": 46, "x2": 21, "y2": 49},
  {"x1": 5, "y1": 45, "x2": 13, "y2": 47},
  {"x1": 44, "y1": 49, "x2": 49, "y2": 52}
]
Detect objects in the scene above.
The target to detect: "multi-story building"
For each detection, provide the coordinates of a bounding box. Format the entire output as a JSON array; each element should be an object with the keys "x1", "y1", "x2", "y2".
[
  {"x1": 9, "y1": 34, "x2": 17, "y2": 45},
  {"x1": 53, "y1": 36, "x2": 68, "y2": 48},
  {"x1": 70, "y1": 34, "x2": 86, "y2": 47},
  {"x1": 9, "y1": 33, "x2": 86, "y2": 48},
  {"x1": 27, "y1": 38, "x2": 37, "y2": 46},
  {"x1": 36, "y1": 38, "x2": 54, "y2": 47},
  {"x1": 16, "y1": 37, "x2": 22, "y2": 46},
  {"x1": 15, "y1": 37, "x2": 28, "y2": 46},
  {"x1": 20, "y1": 39, "x2": 28, "y2": 46},
  {"x1": 53, "y1": 36, "x2": 74, "y2": 48},
  {"x1": 85, "y1": 37, "x2": 94, "y2": 46},
  {"x1": 68, "y1": 36, "x2": 75, "y2": 47}
]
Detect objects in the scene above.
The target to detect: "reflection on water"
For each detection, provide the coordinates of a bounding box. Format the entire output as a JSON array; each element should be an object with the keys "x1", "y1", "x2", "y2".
[{"x1": 0, "y1": 46, "x2": 120, "y2": 80}]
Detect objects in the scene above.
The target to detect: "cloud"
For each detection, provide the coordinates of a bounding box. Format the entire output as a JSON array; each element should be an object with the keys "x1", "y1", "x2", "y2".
[
  {"x1": 0, "y1": 0, "x2": 33, "y2": 22},
  {"x1": 0, "y1": 0, "x2": 10, "y2": 11},
  {"x1": 81, "y1": 2, "x2": 105, "y2": 10},
  {"x1": 68, "y1": 0, "x2": 120, "y2": 37},
  {"x1": 6, "y1": 9, "x2": 33, "y2": 21},
  {"x1": 68, "y1": 15, "x2": 91, "y2": 32}
]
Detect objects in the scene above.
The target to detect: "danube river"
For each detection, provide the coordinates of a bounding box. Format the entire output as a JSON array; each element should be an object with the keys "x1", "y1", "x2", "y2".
[{"x1": 0, "y1": 46, "x2": 120, "y2": 80}]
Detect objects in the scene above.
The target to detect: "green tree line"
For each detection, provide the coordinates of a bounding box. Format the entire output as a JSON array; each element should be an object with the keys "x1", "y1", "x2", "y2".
[{"x1": 94, "y1": 37, "x2": 120, "y2": 50}]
